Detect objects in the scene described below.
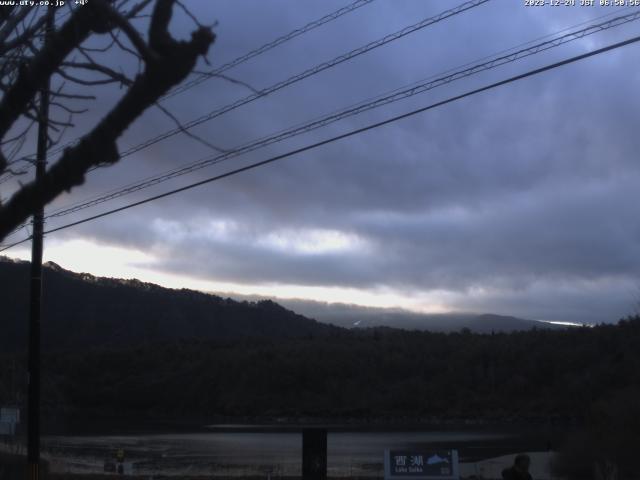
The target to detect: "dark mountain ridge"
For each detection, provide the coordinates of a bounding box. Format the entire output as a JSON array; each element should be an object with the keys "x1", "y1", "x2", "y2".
[
  {"x1": 0, "y1": 256, "x2": 339, "y2": 352},
  {"x1": 264, "y1": 298, "x2": 572, "y2": 332},
  {"x1": 0, "y1": 257, "x2": 570, "y2": 353}
]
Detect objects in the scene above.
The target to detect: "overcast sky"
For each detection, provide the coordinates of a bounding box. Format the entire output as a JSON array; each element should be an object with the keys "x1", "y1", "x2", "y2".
[{"x1": 4, "y1": 0, "x2": 640, "y2": 324}]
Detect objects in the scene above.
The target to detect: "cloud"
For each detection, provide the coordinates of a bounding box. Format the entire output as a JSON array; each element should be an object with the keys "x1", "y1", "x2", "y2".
[{"x1": 6, "y1": 0, "x2": 640, "y2": 324}]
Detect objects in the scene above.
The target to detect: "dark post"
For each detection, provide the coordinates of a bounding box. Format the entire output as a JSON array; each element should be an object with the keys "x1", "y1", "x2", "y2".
[
  {"x1": 27, "y1": 9, "x2": 52, "y2": 480},
  {"x1": 302, "y1": 428, "x2": 327, "y2": 480}
]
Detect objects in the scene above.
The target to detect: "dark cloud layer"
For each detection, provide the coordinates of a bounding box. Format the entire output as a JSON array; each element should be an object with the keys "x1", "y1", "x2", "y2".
[{"x1": 10, "y1": 0, "x2": 640, "y2": 324}]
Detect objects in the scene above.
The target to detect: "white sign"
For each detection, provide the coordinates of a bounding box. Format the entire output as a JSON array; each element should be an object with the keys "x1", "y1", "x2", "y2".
[{"x1": 384, "y1": 449, "x2": 459, "y2": 480}]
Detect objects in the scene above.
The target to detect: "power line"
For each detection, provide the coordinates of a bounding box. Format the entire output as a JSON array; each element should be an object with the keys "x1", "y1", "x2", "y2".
[
  {"x1": 17, "y1": 7, "x2": 638, "y2": 219},
  {"x1": 5, "y1": 0, "x2": 376, "y2": 171},
  {"x1": 6, "y1": 0, "x2": 450, "y2": 176},
  {"x1": 40, "y1": 0, "x2": 495, "y2": 216},
  {"x1": 77, "y1": 0, "x2": 483, "y2": 165},
  {"x1": 164, "y1": 0, "x2": 375, "y2": 100},
  {"x1": 45, "y1": 10, "x2": 640, "y2": 220},
  {"x1": 3, "y1": 31, "x2": 639, "y2": 253},
  {"x1": 0, "y1": 235, "x2": 32, "y2": 252}
]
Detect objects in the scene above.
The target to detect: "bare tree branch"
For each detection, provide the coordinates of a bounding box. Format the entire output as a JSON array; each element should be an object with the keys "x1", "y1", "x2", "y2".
[
  {"x1": 0, "y1": 0, "x2": 215, "y2": 239},
  {"x1": 0, "y1": 11, "x2": 48, "y2": 56},
  {"x1": 49, "y1": 90, "x2": 96, "y2": 100},
  {"x1": 102, "y1": 1, "x2": 159, "y2": 63},
  {"x1": 0, "y1": 6, "x2": 31, "y2": 46},
  {"x1": 126, "y1": 0, "x2": 154, "y2": 19},
  {"x1": 0, "y1": 4, "x2": 101, "y2": 169},
  {"x1": 154, "y1": 101, "x2": 227, "y2": 153},
  {"x1": 58, "y1": 62, "x2": 133, "y2": 85}
]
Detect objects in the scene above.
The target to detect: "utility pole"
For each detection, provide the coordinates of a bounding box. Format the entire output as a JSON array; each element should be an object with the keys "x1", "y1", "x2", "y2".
[
  {"x1": 27, "y1": 8, "x2": 53, "y2": 480},
  {"x1": 302, "y1": 428, "x2": 327, "y2": 480}
]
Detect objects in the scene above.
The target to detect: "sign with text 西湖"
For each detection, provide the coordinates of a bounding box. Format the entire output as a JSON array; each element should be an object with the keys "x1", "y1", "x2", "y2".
[{"x1": 384, "y1": 450, "x2": 459, "y2": 480}]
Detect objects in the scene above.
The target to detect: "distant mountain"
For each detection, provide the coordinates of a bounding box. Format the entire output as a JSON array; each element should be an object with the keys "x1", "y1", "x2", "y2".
[
  {"x1": 0, "y1": 257, "x2": 340, "y2": 352},
  {"x1": 0, "y1": 256, "x2": 569, "y2": 354},
  {"x1": 216, "y1": 296, "x2": 570, "y2": 333}
]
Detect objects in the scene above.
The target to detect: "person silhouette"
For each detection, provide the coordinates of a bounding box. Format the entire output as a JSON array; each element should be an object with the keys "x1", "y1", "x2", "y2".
[
  {"x1": 116, "y1": 448, "x2": 125, "y2": 475},
  {"x1": 502, "y1": 454, "x2": 533, "y2": 480}
]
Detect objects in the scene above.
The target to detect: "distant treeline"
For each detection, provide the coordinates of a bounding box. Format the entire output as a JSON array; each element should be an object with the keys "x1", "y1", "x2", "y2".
[{"x1": 2, "y1": 317, "x2": 639, "y2": 427}]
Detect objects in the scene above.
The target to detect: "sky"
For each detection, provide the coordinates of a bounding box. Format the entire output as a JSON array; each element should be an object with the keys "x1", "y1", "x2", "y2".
[{"x1": 3, "y1": 0, "x2": 640, "y2": 324}]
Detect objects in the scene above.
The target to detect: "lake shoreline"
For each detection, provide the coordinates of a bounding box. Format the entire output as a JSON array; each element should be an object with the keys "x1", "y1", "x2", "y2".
[
  {"x1": 3, "y1": 429, "x2": 563, "y2": 477},
  {"x1": 42, "y1": 413, "x2": 579, "y2": 436}
]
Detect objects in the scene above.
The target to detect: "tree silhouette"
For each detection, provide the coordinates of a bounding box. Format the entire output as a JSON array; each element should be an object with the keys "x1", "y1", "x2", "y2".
[{"x1": 0, "y1": 0, "x2": 215, "y2": 241}]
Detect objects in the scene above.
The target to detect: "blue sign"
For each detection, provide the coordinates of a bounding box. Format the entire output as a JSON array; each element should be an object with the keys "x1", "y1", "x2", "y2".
[{"x1": 384, "y1": 450, "x2": 459, "y2": 480}]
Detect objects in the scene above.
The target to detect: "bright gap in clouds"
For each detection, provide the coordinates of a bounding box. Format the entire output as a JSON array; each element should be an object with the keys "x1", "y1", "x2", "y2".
[
  {"x1": 5, "y1": 237, "x2": 451, "y2": 313},
  {"x1": 258, "y1": 228, "x2": 368, "y2": 255},
  {"x1": 153, "y1": 218, "x2": 370, "y2": 256}
]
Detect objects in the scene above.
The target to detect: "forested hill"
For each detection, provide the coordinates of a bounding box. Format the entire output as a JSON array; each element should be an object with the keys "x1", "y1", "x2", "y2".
[
  {"x1": 0, "y1": 257, "x2": 568, "y2": 354},
  {"x1": 0, "y1": 257, "x2": 340, "y2": 352},
  {"x1": 1, "y1": 318, "x2": 638, "y2": 430},
  {"x1": 1, "y1": 257, "x2": 639, "y2": 432}
]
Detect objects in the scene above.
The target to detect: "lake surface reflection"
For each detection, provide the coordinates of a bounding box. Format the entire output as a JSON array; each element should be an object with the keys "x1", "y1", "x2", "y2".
[{"x1": 43, "y1": 430, "x2": 514, "y2": 476}]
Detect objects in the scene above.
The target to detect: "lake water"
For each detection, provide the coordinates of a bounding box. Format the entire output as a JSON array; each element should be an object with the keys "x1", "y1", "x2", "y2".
[{"x1": 41, "y1": 430, "x2": 519, "y2": 476}]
